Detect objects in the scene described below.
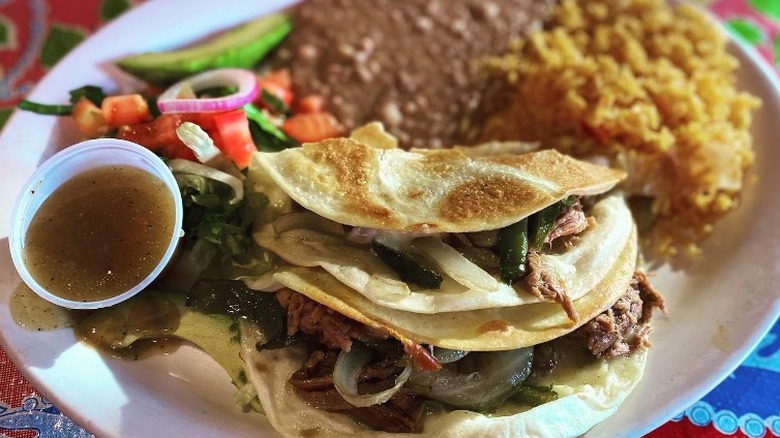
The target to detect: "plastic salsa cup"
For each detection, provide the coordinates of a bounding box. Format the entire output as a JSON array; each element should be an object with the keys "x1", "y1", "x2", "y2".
[{"x1": 8, "y1": 138, "x2": 184, "y2": 310}]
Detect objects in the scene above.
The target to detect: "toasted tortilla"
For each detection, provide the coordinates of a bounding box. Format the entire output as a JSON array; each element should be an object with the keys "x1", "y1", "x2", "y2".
[
  {"x1": 256, "y1": 196, "x2": 633, "y2": 314},
  {"x1": 269, "y1": 217, "x2": 635, "y2": 351},
  {"x1": 254, "y1": 138, "x2": 625, "y2": 233},
  {"x1": 240, "y1": 323, "x2": 647, "y2": 438}
]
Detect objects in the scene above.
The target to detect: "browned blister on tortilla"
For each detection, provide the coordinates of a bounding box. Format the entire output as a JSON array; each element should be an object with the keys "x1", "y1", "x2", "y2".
[{"x1": 255, "y1": 138, "x2": 625, "y2": 233}]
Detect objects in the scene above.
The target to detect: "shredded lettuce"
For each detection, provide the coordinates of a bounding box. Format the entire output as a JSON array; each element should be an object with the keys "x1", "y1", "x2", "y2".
[
  {"x1": 173, "y1": 169, "x2": 269, "y2": 272},
  {"x1": 168, "y1": 158, "x2": 244, "y2": 204},
  {"x1": 176, "y1": 122, "x2": 224, "y2": 164}
]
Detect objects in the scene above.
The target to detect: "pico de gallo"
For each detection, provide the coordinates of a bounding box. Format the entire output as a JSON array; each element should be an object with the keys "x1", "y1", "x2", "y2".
[{"x1": 18, "y1": 63, "x2": 345, "y2": 277}]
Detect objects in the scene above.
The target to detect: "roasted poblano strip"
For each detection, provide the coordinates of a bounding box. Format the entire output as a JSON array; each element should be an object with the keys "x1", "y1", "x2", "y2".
[
  {"x1": 372, "y1": 241, "x2": 444, "y2": 289},
  {"x1": 529, "y1": 196, "x2": 578, "y2": 251},
  {"x1": 187, "y1": 278, "x2": 285, "y2": 341},
  {"x1": 499, "y1": 218, "x2": 529, "y2": 285},
  {"x1": 510, "y1": 384, "x2": 559, "y2": 407}
]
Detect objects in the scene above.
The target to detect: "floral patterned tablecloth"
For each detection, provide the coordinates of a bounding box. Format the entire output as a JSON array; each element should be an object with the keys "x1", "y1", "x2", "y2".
[{"x1": 0, "y1": 0, "x2": 779, "y2": 437}]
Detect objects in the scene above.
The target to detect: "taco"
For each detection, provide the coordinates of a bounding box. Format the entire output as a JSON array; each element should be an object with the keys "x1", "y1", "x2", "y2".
[{"x1": 241, "y1": 125, "x2": 664, "y2": 437}]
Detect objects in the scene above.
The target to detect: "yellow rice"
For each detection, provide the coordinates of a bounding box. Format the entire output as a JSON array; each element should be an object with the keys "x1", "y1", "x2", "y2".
[{"x1": 479, "y1": 0, "x2": 761, "y2": 257}]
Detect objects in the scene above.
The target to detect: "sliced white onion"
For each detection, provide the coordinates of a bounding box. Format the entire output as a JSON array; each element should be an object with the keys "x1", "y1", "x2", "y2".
[
  {"x1": 168, "y1": 158, "x2": 244, "y2": 204},
  {"x1": 346, "y1": 226, "x2": 379, "y2": 244},
  {"x1": 273, "y1": 211, "x2": 345, "y2": 236},
  {"x1": 333, "y1": 343, "x2": 412, "y2": 408},
  {"x1": 157, "y1": 68, "x2": 259, "y2": 114},
  {"x1": 431, "y1": 346, "x2": 470, "y2": 364},
  {"x1": 363, "y1": 273, "x2": 412, "y2": 297},
  {"x1": 278, "y1": 228, "x2": 347, "y2": 247},
  {"x1": 412, "y1": 236, "x2": 498, "y2": 291},
  {"x1": 241, "y1": 269, "x2": 285, "y2": 292},
  {"x1": 407, "y1": 347, "x2": 534, "y2": 411}
]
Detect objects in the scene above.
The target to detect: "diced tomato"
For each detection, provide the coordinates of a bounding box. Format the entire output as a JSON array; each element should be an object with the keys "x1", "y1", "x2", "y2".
[
  {"x1": 256, "y1": 69, "x2": 294, "y2": 108},
  {"x1": 118, "y1": 114, "x2": 181, "y2": 149},
  {"x1": 72, "y1": 97, "x2": 108, "y2": 137},
  {"x1": 117, "y1": 113, "x2": 196, "y2": 161},
  {"x1": 282, "y1": 112, "x2": 344, "y2": 143},
  {"x1": 295, "y1": 94, "x2": 325, "y2": 114},
  {"x1": 161, "y1": 140, "x2": 197, "y2": 161},
  {"x1": 101, "y1": 94, "x2": 152, "y2": 127},
  {"x1": 212, "y1": 110, "x2": 257, "y2": 169},
  {"x1": 262, "y1": 68, "x2": 292, "y2": 90},
  {"x1": 182, "y1": 112, "x2": 217, "y2": 131}
]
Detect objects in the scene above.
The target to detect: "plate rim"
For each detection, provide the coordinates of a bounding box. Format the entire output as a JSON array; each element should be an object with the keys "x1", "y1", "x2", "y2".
[{"x1": 1, "y1": 2, "x2": 779, "y2": 437}]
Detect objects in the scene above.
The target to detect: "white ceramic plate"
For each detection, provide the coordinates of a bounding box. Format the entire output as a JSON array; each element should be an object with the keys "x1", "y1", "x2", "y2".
[{"x1": 0, "y1": 1, "x2": 778, "y2": 437}]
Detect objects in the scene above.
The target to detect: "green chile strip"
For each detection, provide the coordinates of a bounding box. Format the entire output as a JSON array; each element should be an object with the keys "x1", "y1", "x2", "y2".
[
  {"x1": 499, "y1": 217, "x2": 529, "y2": 285},
  {"x1": 529, "y1": 196, "x2": 578, "y2": 251},
  {"x1": 372, "y1": 242, "x2": 443, "y2": 289},
  {"x1": 187, "y1": 278, "x2": 285, "y2": 340},
  {"x1": 510, "y1": 384, "x2": 559, "y2": 407}
]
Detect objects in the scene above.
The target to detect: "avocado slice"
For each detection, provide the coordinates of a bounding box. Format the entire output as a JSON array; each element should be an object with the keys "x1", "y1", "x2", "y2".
[
  {"x1": 116, "y1": 13, "x2": 292, "y2": 86},
  {"x1": 76, "y1": 290, "x2": 247, "y2": 388}
]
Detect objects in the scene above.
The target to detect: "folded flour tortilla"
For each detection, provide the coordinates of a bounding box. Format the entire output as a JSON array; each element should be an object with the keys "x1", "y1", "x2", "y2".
[
  {"x1": 255, "y1": 137, "x2": 624, "y2": 233},
  {"x1": 253, "y1": 136, "x2": 631, "y2": 315},
  {"x1": 240, "y1": 321, "x2": 646, "y2": 438},
  {"x1": 241, "y1": 128, "x2": 646, "y2": 437}
]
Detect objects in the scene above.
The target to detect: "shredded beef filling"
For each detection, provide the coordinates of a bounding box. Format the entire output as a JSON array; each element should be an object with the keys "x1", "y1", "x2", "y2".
[
  {"x1": 572, "y1": 272, "x2": 666, "y2": 358},
  {"x1": 545, "y1": 201, "x2": 590, "y2": 245},
  {"x1": 523, "y1": 200, "x2": 593, "y2": 322},
  {"x1": 525, "y1": 250, "x2": 579, "y2": 321},
  {"x1": 289, "y1": 348, "x2": 426, "y2": 433},
  {"x1": 276, "y1": 288, "x2": 365, "y2": 351},
  {"x1": 277, "y1": 270, "x2": 663, "y2": 434},
  {"x1": 277, "y1": 288, "x2": 441, "y2": 371}
]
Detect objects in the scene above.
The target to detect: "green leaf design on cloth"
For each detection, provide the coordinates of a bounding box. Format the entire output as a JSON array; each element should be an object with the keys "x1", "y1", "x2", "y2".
[
  {"x1": 0, "y1": 19, "x2": 9, "y2": 45},
  {"x1": 0, "y1": 107, "x2": 14, "y2": 131},
  {"x1": 0, "y1": 15, "x2": 17, "y2": 49},
  {"x1": 749, "y1": 0, "x2": 780, "y2": 21},
  {"x1": 775, "y1": 35, "x2": 780, "y2": 66},
  {"x1": 40, "y1": 25, "x2": 85, "y2": 68},
  {"x1": 100, "y1": 0, "x2": 131, "y2": 21},
  {"x1": 725, "y1": 19, "x2": 766, "y2": 44}
]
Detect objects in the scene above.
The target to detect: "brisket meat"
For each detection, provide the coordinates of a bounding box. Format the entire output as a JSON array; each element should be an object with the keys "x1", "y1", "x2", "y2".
[
  {"x1": 545, "y1": 201, "x2": 590, "y2": 245},
  {"x1": 526, "y1": 250, "x2": 578, "y2": 321},
  {"x1": 276, "y1": 288, "x2": 364, "y2": 351},
  {"x1": 572, "y1": 272, "x2": 666, "y2": 358},
  {"x1": 289, "y1": 348, "x2": 426, "y2": 433}
]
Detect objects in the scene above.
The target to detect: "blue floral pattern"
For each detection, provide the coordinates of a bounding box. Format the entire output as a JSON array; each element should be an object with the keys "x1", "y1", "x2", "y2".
[
  {"x1": 671, "y1": 319, "x2": 780, "y2": 437},
  {"x1": 0, "y1": 395, "x2": 93, "y2": 437}
]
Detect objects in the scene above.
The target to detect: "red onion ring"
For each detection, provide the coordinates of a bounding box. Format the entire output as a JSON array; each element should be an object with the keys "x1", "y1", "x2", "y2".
[{"x1": 157, "y1": 68, "x2": 259, "y2": 114}]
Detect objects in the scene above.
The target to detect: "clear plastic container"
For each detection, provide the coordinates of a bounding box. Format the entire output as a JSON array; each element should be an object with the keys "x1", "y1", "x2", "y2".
[{"x1": 8, "y1": 138, "x2": 183, "y2": 309}]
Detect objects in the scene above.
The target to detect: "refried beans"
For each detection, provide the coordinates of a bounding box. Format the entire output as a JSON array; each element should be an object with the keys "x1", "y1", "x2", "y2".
[{"x1": 272, "y1": 0, "x2": 553, "y2": 149}]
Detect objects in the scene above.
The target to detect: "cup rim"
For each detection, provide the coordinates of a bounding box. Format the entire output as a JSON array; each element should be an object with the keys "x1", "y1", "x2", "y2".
[{"x1": 8, "y1": 138, "x2": 184, "y2": 310}]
